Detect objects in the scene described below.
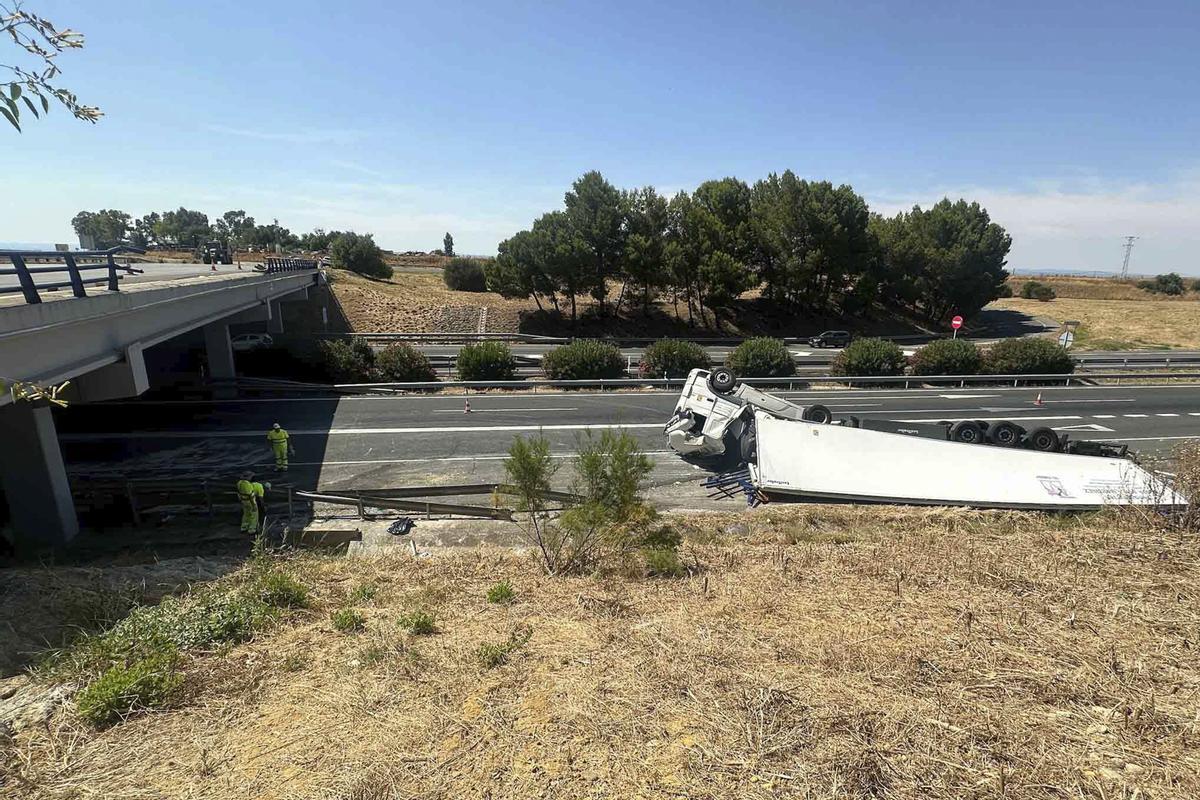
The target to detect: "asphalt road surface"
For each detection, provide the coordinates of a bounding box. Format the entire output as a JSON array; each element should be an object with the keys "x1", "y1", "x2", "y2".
[
  {"x1": 0, "y1": 262, "x2": 263, "y2": 295},
  {"x1": 55, "y1": 383, "x2": 1200, "y2": 509}
]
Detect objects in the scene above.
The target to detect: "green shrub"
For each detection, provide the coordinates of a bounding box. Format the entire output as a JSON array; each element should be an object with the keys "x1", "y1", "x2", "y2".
[
  {"x1": 641, "y1": 521, "x2": 685, "y2": 577},
  {"x1": 255, "y1": 571, "x2": 309, "y2": 609},
  {"x1": 443, "y1": 257, "x2": 488, "y2": 292},
  {"x1": 76, "y1": 651, "x2": 183, "y2": 727},
  {"x1": 908, "y1": 339, "x2": 983, "y2": 376},
  {"x1": 984, "y1": 337, "x2": 1074, "y2": 375},
  {"x1": 377, "y1": 343, "x2": 437, "y2": 382},
  {"x1": 331, "y1": 607, "x2": 366, "y2": 633},
  {"x1": 457, "y1": 341, "x2": 517, "y2": 381},
  {"x1": 319, "y1": 339, "x2": 375, "y2": 382},
  {"x1": 725, "y1": 337, "x2": 795, "y2": 378},
  {"x1": 831, "y1": 337, "x2": 906, "y2": 378},
  {"x1": 542, "y1": 340, "x2": 625, "y2": 380},
  {"x1": 1191, "y1": 279, "x2": 1200, "y2": 293},
  {"x1": 1020, "y1": 280, "x2": 1056, "y2": 301},
  {"x1": 476, "y1": 629, "x2": 531, "y2": 669},
  {"x1": 349, "y1": 583, "x2": 378, "y2": 603},
  {"x1": 641, "y1": 339, "x2": 710, "y2": 378},
  {"x1": 331, "y1": 232, "x2": 392, "y2": 279},
  {"x1": 1137, "y1": 273, "x2": 1186, "y2": 296},
  {"x1": 486, "y1": 580, "x2": 516, "y2": 604},
  {"x1": 398, "y1": 610, "x2": 436, "y2": 635},
  {"x1": 997, "y1": 283, "x2": 1014, "y2": 298}
]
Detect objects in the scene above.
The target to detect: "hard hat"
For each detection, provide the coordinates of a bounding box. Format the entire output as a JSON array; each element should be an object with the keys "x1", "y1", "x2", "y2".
[
  {"x1": 272, "y1": 423, "x2": 281, "y2": 429},
  {"x1": 263, "y1": 482, "x2": 272, "y2": 491}
]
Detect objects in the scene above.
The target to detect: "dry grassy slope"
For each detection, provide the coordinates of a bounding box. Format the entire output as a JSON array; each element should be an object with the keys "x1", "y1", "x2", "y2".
[
  {"x1": 1005, "y1": 275, "x2": 1200, "y2": 302},
  {"x1": 329, "y1": 269, "x2": 525, "y2": 333},
  {"x1": 7, "y1": 507, "x2": 1200, "y2": 799},
  {"x1": 991, "y1": 296, "x2": 1200, "y2": 349}
]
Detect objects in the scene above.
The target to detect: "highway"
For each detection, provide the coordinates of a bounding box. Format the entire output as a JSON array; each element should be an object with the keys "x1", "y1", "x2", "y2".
[{"x1": 53, "y1": 383, "x2": 1200, "y2": 508}]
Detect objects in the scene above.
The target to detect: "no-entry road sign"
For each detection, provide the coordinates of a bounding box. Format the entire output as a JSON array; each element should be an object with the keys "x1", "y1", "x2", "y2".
[{"x1": 951, "y1": 315, "x2": 963, "y2": 330}]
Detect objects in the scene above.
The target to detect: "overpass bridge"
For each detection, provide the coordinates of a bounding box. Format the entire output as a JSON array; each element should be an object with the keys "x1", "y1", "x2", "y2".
[{"x1": 0, "y1": 250, "x2": 322, "y2": 551}]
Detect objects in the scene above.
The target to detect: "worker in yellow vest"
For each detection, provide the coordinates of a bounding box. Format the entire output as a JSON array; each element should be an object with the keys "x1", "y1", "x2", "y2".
[
  {"x1": 267, "y1": 422, "x2": 292, "y2": 471},
  {"x1": 236, "y1": 471, "x2": 270, "y2": 536}
]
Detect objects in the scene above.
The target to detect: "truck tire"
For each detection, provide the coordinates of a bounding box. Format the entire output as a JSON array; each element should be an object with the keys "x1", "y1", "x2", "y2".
[
  {"x1": 950, "y1": 420, "x2": 985, "y2": 444},
  {"x1": 1026, "y1": 427, "x2": 1061, "y2": 452},
  {"x1": 739, "y1": 430, "x2": 757, "y2": 463},
  {"x1": 802, "y1": 404, "x2": 833, "y2": 424},
  {"x1": 708, "y1": 367, "x2": 738, "y2": 395},
  {"x1": 988, "y1": 421, "x2": 1023, "y2": 447}
]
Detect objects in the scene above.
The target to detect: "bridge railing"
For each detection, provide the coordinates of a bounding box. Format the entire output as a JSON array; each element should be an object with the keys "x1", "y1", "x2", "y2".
[
  {"x1": 0, "y1": 246, "x2": 146, "y2": 304},
  {"x1": 265, "y1": 257, "x2": 319, "y2": 274}
]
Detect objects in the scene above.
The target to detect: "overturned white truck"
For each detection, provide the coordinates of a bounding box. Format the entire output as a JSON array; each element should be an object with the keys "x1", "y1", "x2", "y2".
[{"x1": 665, "y1": 368, "x2": 1186, "y2": 510}]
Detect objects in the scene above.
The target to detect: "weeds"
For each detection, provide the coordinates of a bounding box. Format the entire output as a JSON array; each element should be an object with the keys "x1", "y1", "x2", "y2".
[
  {"x1": 485, "y1": 580, "x2": 516, "y2": 604},
  {"x1": 476, "y1": 627, "x2": 532, "y2": 669},
  {"x1": 254, "y1": 570, "x2": 310, "y2": 609},
  {"x1": 398, "y1": 610, "x2": 435, "y2": 636},
  {"x1": 75, "y1": 651, "x2": 183, "y2": 728},
  {"x1": 350, "y1": 582, "x2": 379, "y2": 604},
  {"x1": 331, "y1": 608, "x2": 366, "y2": 633}
]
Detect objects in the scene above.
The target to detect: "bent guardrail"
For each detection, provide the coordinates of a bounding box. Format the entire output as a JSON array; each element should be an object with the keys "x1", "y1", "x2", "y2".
[{"x1": 0, "y1": 246, "x2": 146, "y2": 304}]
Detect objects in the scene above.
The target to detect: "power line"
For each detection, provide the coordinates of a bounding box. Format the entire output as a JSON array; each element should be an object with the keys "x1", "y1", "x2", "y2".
[{"x1": 1120, "y1": 235, "x2": 1138, "y2": 278}]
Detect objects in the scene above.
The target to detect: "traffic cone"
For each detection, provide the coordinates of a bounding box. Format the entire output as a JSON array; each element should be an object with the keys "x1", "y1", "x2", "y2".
[
  {"x1": 1034, "y1": 392, "x2": 1044, "y2": 406},
  {"x1": 464, "y1": 399, "x2": 471, "y2": 414}
]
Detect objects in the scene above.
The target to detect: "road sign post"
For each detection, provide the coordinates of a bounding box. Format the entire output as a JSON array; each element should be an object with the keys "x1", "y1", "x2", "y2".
[{"x1": 951, "y1": 315, "x2": 963, "y2": 339}]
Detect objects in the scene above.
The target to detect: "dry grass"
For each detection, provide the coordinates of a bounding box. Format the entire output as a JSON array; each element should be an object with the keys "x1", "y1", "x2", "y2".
[
  {"x1": 6, "y1": 506, "x2": 1200, "y2": 799},
  {"x1": 1008, "y1": 275, "x2": 1200, "y2": 302},
  {"x1": 991, "y1": 296, "x2": 1200, "y2": 350},
  {"x1": 329, "y1": 269, "x2": 527, "y2": 333}
]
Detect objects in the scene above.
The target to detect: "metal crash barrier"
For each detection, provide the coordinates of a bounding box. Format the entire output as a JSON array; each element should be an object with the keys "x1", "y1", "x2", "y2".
[{"x1": 0, "y1": 246, "x2": 146, "y2": 304}]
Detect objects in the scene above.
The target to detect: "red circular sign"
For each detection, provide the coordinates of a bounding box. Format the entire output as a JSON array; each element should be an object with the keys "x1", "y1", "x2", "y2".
[{"x1": 951, "y1": 315, "x2": 964, "y2": 330}]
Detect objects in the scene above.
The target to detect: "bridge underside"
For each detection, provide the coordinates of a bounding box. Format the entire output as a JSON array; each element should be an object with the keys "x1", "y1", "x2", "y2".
[{"x1": 0, "y1": 270, "x2": 320, "y2": 553}]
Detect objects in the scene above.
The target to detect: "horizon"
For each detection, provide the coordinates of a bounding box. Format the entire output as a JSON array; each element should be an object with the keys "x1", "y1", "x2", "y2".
[{"x1": 4, "y1": 1, "x2": 1199, "y2": 276}]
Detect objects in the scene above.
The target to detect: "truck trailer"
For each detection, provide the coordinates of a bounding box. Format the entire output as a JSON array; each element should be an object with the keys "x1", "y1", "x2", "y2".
[{"x1": 664, "y1": 368, "x2": 1186, "y2": 510}]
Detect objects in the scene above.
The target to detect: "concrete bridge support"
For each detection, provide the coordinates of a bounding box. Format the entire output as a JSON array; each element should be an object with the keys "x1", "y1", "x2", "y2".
[{"x1": 0, "y1": 402, "x2": 78, "y2": 549}]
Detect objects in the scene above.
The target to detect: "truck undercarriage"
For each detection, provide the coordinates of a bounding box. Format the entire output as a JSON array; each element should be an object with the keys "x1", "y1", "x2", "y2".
[{"x1": 665, "y1": 369, "x2": 1186, "y2": 510}]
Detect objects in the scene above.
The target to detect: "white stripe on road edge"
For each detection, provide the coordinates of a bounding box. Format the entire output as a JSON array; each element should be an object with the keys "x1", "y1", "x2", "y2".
[
  {"x1": 1099, "y1": 435, "x2": 1200, "y2": 443},
  {"x1": 1124, "y1": 414, "x2": 1149, "y2": 418},
  {"x1": 431, "y1": 407, "x2": 578, "y2": 413},
  {"x1": 60, "y1": 422, "x2": 667, "y2": 442},
  {"x1": 1156, "y1": 413, "x2": 1180, "y2": 417},
  {"x1": 1094, "y1": 414, "x2": 1116, "y2": 418},
  {"x1": 293, "y1": 451, "x2": 678, "y2": 466},
  {"x1": 895, "y1": 416, "x2": 1083, "y2": 424}
]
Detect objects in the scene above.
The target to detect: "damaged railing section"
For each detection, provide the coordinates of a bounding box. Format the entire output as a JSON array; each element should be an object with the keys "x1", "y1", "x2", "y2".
[{"x1": 0, "y1": 246, "x2": 146, "y2": 304}]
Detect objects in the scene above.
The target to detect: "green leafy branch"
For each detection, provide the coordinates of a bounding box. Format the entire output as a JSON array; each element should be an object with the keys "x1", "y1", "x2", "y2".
[
  {"x1": 2, "y1": 2, "x2": 101, "y2": 131},
  {"x1": 2, "y1": 376, "x2": 71, "y2": 406}
]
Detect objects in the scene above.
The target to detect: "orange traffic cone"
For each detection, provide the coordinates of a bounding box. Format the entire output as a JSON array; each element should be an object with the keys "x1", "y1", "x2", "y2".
[
  {"x1": 1034, "y1": 392, "x2": 1044, "y2": 406},
  {"x1": 464, "y1": 399, "x2": 472, "y2": 414}
]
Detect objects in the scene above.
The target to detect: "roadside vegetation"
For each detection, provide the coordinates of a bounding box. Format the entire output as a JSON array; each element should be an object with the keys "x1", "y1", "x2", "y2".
[
  {"x1": 541, "y1": 339, "x2": 625, "y2": 380},
  {"x1": 442, "y1": 257, "x2": 489, "y2": 292},
  {"x1": 8, "y1": 458, "x2": 1200, "y2": 797},
  {"x1": 456, "y1": 341, "x2": 518, "y2": 381},
  {"x1": 485, "y1": 171, "x2": 1010, "y2": 332},
  {"x1": 640, "y1": 338, "x2": 710, "y2": 377},
  {"x1": 992, "y1": 294, "x2": 1200, "y2": 350}
]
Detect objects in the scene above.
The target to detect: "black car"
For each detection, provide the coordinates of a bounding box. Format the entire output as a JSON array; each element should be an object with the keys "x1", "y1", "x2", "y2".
[{"x1": 808, "y1": 330, "x2": 851, "y2": 348}]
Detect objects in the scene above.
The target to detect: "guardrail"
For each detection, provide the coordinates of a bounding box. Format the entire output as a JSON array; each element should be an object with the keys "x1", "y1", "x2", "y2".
[
  {"x1": 315, "y1": 331, "x2": 942, "y2": 346},
  {"x1": 0, "y1": 246, "x2": 146, "y2": 304},
  {"x1": 221, "y1": 370, "x2": 1200, "y2": 395},
  {"x1": 265, "y1": 257, "x2": 319, "y2": 273}
]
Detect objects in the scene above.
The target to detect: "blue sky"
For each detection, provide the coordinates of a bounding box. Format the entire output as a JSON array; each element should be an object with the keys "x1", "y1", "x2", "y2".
[{"x1": 4, "y1": 0, "x2": 1199, "y2": 273}]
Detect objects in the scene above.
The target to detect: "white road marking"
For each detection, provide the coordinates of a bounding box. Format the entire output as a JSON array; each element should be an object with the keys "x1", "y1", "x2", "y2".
[
  {"x1": 292, "y1": 451, "x2": 678, "y2": 466},
  {"x1": 1156, "y1": 413, "x2": 1180, "y2": 417},
  {"x1": 431, "y1": 407, "x2": 578, "y2": 413},
  {"x1": 1054, "y1": 424, "x2": 1115, "y2": 432},
  {"x1": 895, "y1": 415, "x2": 1083, "y2": 423},
  {"x1": 1099, "y1": 435, "x2": 1200, "y2": 443},
  {"x1": 1190, "y1": 412, "x2": 1200, "y2": 416},
  {"x1": 937, "y1": 394, "x2": 996, "y2": 399},
  {"x1": 1094, "y1": 414, "x2": 1116, "y2": 419},
  {"x1": 60, "y1": 422, "x2": 667, "y2": 442},
  {"x1": 1124, "y1": 414, "x2": 1149, "y2": 418}
]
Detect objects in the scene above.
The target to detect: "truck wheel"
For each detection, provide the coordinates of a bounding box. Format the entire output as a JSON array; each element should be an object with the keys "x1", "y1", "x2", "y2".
[
  {"x1": 988, "y1": 421, "x2": 1023, "y2": 447},
  {"x1": 1026, "y1": 427, "x2": 1061, "y2": 452},
  {"x1": 802, "y1": 404, "x2": 833, "y2": 424},
  {"x1": 950, "y1": 420, "x2": 985, "y2": 444},
  {"x1": 708, "y1": 367, "x2": 738, "y2": 395}
]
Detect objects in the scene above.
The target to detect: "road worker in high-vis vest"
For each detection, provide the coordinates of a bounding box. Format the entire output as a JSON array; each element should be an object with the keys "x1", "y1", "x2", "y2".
[
  {"x1": 236, "y1": 471, "x2": 269, "y2": 536},
  {"x1": 267, "y1": 422, "x2": 292, "y2": 471}
]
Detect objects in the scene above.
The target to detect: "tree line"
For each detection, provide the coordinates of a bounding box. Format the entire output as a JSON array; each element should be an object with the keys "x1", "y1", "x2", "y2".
[
  {"x1": 487, "y1": 171, "x2": 1012, "y2": 327},
  {"x1": 69, "y1": 207, "x2": 350, "y2": 253}
]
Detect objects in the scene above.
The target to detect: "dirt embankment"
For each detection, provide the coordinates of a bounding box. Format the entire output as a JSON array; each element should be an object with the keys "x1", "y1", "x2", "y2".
[{"x1": 5, "y1": 506, "x2": 1200, "y2": 798}]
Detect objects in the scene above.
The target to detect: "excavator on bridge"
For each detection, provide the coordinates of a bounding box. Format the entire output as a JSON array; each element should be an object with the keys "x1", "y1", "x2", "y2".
[{"x1": 664, "y1": 368, "x2": 1188, "y2": 510}]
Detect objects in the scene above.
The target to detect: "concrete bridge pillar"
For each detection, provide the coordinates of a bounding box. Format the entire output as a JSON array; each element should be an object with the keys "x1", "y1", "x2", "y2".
[
  {"x1": 203, "y1": 322, "x2": 235, "y2": 380},
  {"x1": 0, "y1": 401, "x2": 78, "y2": 551},
  {"x1": 267, "y1": 300, "x2": 285, "y2": 335}
]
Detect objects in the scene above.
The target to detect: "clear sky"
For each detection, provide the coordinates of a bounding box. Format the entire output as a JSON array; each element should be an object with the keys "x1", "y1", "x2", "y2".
[{"x1": 4, "y1": 0, "x2": 1199, "y2": 274}]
